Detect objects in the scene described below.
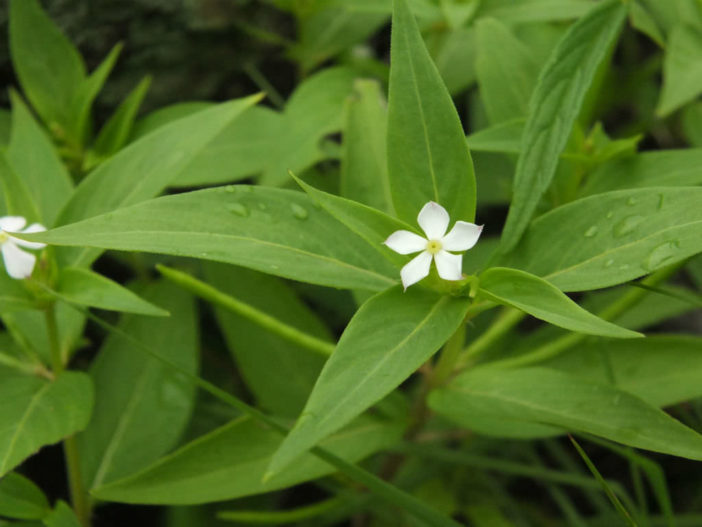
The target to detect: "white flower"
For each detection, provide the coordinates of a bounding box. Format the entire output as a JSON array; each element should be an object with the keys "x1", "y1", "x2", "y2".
[
  {"x1": 384, "y1": 202, "x2": 482, "y2": 290},
  {"x1": 0, "y1": 216, "x2": 47, "y2": 280}
]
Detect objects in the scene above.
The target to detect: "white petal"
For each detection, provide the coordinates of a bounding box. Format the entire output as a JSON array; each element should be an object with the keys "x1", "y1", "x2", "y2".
[
  {"x1": 384, "y1": 230, "x2": 427, "y2": 255},
  {"x1": 441, "y1": 222, "x2": 483, "y2": 252},
  {"x1": 1, "y1": 242, "x2": 37, "y2": 279},
  {"x1": 0, "y1": 216, "x2": 27, "y2": 232},
  {"x1": 12, "y1": 223, "x2": 47, "y2": 250},
  {"x1": 417, "y1": 202, "x2": 449, "y2": 240},
  {"x1": 400, "y1": 251, "x2": 432, "y2": 290},
  {"x1": 434, "y1": 250, "x2": 463, "y2": 281}
]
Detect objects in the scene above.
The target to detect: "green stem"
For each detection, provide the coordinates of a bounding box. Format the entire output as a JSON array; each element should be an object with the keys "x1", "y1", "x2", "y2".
[
  {"x1": 45, "y1": 304, "x2": 91, "y2": 527},
  {"x1": 488, "y1": 264, "x2": 683, "y2": 370},
  {"x1": 430, "y1": 322, "x2": 466, "y2": 389},
  {"x1": 455, "y1": 307, "x2": 525, "y2": 369},
  {"x1": 217, "y1": 496, "x2": 346, "y2": 523},
  {"x1": 157, "y1": 265, "x2": 336, "y2": 357}
]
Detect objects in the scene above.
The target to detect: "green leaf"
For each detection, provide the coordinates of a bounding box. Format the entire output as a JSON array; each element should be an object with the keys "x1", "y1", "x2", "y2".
[
  {"x1": 0, "y1": 472, "x2": 50, "y2": 520},
  {"x1": 42, "y1": 501, "x2": 80, "y2": 527},
  {"x1": 683, "y1": 102, "x2": 702, "y2": 146},
  {"x1": 568, "y1": 437, "x2": 637, "y2": 527},
  {"x1": 387, "y1": 0, "x2": 476, "y2": 224},
  {"x1": 0, "y1": 151, "x2": 41, "y2": 223},
  {"x1": 544, "y1": 336, "x2": 702, "y2": 409},
  {"x1": 56, "y1": 268, "x2": 169, "y2": 316},
  {"x1": 293, "y1": 175, "x2": 411, "y2": 268},
  {"x1": 267, "y1": 286, "x2": 470, "y2": 476},
  {"x1": 340, "y1": 79, "x2": 392, "y2": 214},
  {"x1": 477, "y1": 0, "x2": 596, "y2": 23},
  {"x1": 22, "y1": 186, "x2": 398, "y2": 291},
  {"x1": 78, "y1": 281, "x2": 197, "y2": 489},
  {"x1": 88, "y1": 76, "x2": 152, "y2": 165},
  {"x1": 429, "y1": 366, "x2": 702, "y2": 460},
  {"x1": 261, "y1": 68, "x2": 357, "y2": 186},
  {"x1": 0, "y1": 370, "x2": 93, "y2": 477},
  {"x1": 55, "y1": 96, "x2": 261, "y2": 267},
  {"x1": 7, "y1": 93, "x2": 73, "y2": 226},
  {"x1": 657, "y1": 23, "x2": 702, "y2": 117},
  {"x1": 132, "y1": 102, "x2": 212, "y2": 140},
  {"x1": 629, "y1": 1, "x2": 665, "y2": 47},
  {"x1": 91, "y1": 415, "x2": 402, "y2": 504},
  {"x1": 504, "y1": 187, "x2": 702, "y2": 292},
  {"x1": 204, "y1": 263, "x2": 327, "y2": 417},
  {"x1": 466, "y1": 119, "x2": 524, "y2": 154},
  {"x1": 0, "y1": 109, "x2": 11, "y2": 147},
  {"x1": 478, "y1": 268, "x2": 641, "y2": 338},
  {"x1": 8, "y1": 0, "x2": 86, "y2": 132},
  {"x1": 500, "y1": 0, "x2": 627, "y2": 252},
  {"x1": 475, "y1": 18, "x2": 539, "y2": 124},
  {"x1": 582, "y1": 150, "x2": 702, "y2": 196}
]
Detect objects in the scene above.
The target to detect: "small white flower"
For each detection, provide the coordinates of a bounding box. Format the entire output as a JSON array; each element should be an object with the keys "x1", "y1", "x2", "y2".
[
  {"x1": 0, "y1": 216, "x2": 47, "y2": 280},
  {"x1": 384, "y1": 202, "x2": 482, "y2": 290}
]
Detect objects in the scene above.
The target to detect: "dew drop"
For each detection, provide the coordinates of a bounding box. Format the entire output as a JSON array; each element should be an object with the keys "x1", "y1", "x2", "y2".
[
  {"x1": 257, "y1": 202, "x2": 268, "y2": 211},
  {"x1": 646, "y1": 241, "x2": 680, "y2": 270},
  {"x1": 657, "y1": 193, "x2": 665, "y2": 210},
  {"x1": 613, "y1": 215, "x2": 644, "y2": 237},
  {"x1": 604, "y1": 259, "x2": 614, "y2": 269},
  {"x1": 290, "y1": 203, "x2": 309, "y2": 220},
  {"x1": 224, "y1": 185, "x2": 237, "y2": 193},
  {"x1": 584, "y1": 225, "x2": 599, "y2": 238},
  {"x1": 606, "y1": 211, "x2": 614, "y2": 219},
  {"x1": 626, "y1": 196, "x2": 638, "y2": 206},
  {"x1": 227, "y1": 203, "x2": 249, "y2": 217}
]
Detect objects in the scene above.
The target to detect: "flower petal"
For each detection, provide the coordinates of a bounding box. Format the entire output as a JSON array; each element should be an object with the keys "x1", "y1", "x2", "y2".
[
  {"x1": 400, "y1": 251, "x2": 432, "y2": 290},
  {"x1": 417, "y1": 202, "x2": 449, "y2": 240},
  {"x1": 434, "y1": 250, "x2": 463, "y2": 281},
  {"x1": 0, "y1": 216, "x2": 27, "y2": 232},
  {"x1": 1, "y1": 241, "x2": 37, "y2": 279},
  {"x1": 441, "y1": 221, "x2": 483, "y2": 251},
  {"x1": 384, "y1": 230, "x2": 427, "y2": 255},
  {"x1": 12, "y1": 223, "x2": 47, "y2": 250}
]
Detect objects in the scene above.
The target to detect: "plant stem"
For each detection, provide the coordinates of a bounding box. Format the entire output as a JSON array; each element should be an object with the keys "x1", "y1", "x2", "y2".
[
  {"x1": 455, "y1": 307, "x2": 525, "y2": 369},
  {"x1": 45, "y1": 304, "x2": 91, "y2": 527},
  {"x1": 430, "y1": 322, "x2": 466, "y2": 389},
  {"x1": 488, "y1": 264, "x2": 683, "y2": 369},
  {"x1": 157, "y1": 265, "x2": 336, "y2": 357}
]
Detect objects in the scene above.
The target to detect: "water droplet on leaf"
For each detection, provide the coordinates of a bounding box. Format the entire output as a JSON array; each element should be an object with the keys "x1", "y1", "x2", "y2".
[
  {"x1": 606, "y1": 211, "x2": 614, "y2": 219},
  {"x1": 626, "y1": 197, "x2": 638, "y2": 206},
  {"x1": 604, "y1": 259, "x2": 614, "y2": 269},
  {"x1": 613, "y1": 215, "x2": 644, "y2": 237},
  {"x1": 290, "y1": 203, "x2": 309, "y2": 220},
  {"x1": 584, "y1": 226, "x2": 598, "y2": 238},
  {"x1": 646, "y1": 241, "x2": 681, "y2": 270},
  {"x1": 227, "y1": 203, "x2": 249, "y2": 217}
]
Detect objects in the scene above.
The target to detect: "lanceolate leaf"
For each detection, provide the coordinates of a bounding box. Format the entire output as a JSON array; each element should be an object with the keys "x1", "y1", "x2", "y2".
[
  {"x1": 478, "y1": 268, "x2": 641, "y2": 338},
  {"x1": 0, "y1": 472, "x2": 50, "y2": 520},
  {"x1": 21, "y1": 187, "x2": 398, "y2": 292},
  {"x1": 387, "y1": 0, "x2": 476, "y2": 224},
  {"x1": 500, "y1": 0, "x2": 627, "y2": 252},
  {"x1": 430, "y1": 367, "x2": 702, "y2": 461},
  {"x1": 267, "y1": 286, "x2": 471, "y2": 476},
  {"x1": 504, "y1": 187, "x2": 702, "y2": 292},
  {"x1": 78, "y1": 282, "x2": 197, "y2": 489},
  {"x1": 91, "y1": 416, "x2": 402, "y2": 505},
  {"x1": 0, "y1": 370, "x2": 93, "y2": 477},
  {"x1": 56, "y1": 96, "x2": 262, "y2": 267},
  {"x1": 657, "y1": 23, "x2": 702, "y2": 117}
]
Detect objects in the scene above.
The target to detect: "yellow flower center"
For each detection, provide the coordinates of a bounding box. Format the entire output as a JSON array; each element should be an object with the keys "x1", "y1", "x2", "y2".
[
  {"x1": 0, "y1": 231, "x2": 8, "y2": 243},
  {"x1": 426, "y1": 239, "x2": 442, "y2": 255}
]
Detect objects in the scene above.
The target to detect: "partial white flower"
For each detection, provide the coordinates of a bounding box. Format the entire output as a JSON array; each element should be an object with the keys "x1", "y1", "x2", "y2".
[
  {"x1": 0, "y1": 216, "x2": 47, "y2": 280},
  {"x1": 384, "y1": 202, "x2": 482, "y2": 290}
]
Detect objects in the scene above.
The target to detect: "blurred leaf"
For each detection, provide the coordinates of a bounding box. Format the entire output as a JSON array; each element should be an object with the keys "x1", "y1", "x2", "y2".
[
  {"x1": 204, "y1": 263, "x2": 327, "y2": 417},
  {"x1": 430, "y1": 367, "x2": 702, "y2": 460},
  {"x1": 341, "y1": 79, "x2": 392, "y2": 213},
  {"x1": 78, "y1": 281, "x2": 197, "y2": 489},
  {"x1": 8, "y1": 0, "x2": 85, "y2": 135},
  {"x1": 505, "y1": 187, "x2": 702, "y2": 292},
  {"x1": 268, "y1": 286, "x2": 470, "y2": 476},
  {"x1": 132, "y1": 102, "x2": 213, "y2": 140},
  {"x1": 0, "y1": 370, "x2": 93, "y2": 477},
  {"x1": 478, "y1": 268, "x2": 641, "y2": 338},
  {"x1": 431, "y1": 28, "x2": 477, "y2": 95},
  {"x1": 55, "y1": 96, "x2": 261, "y2": 267},
  {"x1": 0, "y1": 152, "x2": 41, "y2": 223},
  {"x1": 88, "y1": 76, "x2": 152, "y2": 166},
  {"x1": 682, "y1": 102, "x2": 702, "y2": 146},
  {"x1": 56, "y1": 267, "x2": 169, "y2": 316},
  {"x1": 500, "y1": 0, "x2": 627, "y2": 252},
  {"x1": 476, "y1": 0, "x2": 596, "y2": 23},
  {"x1": 92, "y1": 415, "x2": 402, "y2": 504},
  {"x1": 0, "y1": 109, "x2": 11, "y2": 146},
  {"x1": 7, "y1": 93, "x2": 73, "y2": 227},
  {"x1": 569, "y1": 436, "x2": 638, "y2": 526},
  {"x1": 657, "y1": 23, "x2": 702, "y2": 116},
  {"x1": 25, "y1": 186, "x2": 398, "y2": 291},
  {"x1": 475, "y1": 18, "x2": 539, "y2": 124},
  {"x1": 629, "y1": 1, "x2": 665, "y2": 47},
  {"x1": 466, "y1": 119, "x2": 524, "y2": 154},
  {"x1": 387, "y1": 0, "x2": 476, "y2": 224},
  {"x1": 42, "y1": 501, "x2": 80, "y2": 527},
  {"x1": 0, "y1": 472, "x2": 50, "y2": 520}
]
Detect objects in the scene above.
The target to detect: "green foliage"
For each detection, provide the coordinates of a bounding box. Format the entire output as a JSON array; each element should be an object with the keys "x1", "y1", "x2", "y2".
[{"x1": 1, "y1": 0, "x2": 701, "y2": 524}]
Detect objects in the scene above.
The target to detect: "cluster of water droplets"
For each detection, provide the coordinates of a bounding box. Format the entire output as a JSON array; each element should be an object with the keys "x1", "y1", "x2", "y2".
[{"x1": 218, "y1": 184, "x2": 311, "y2": 221}]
